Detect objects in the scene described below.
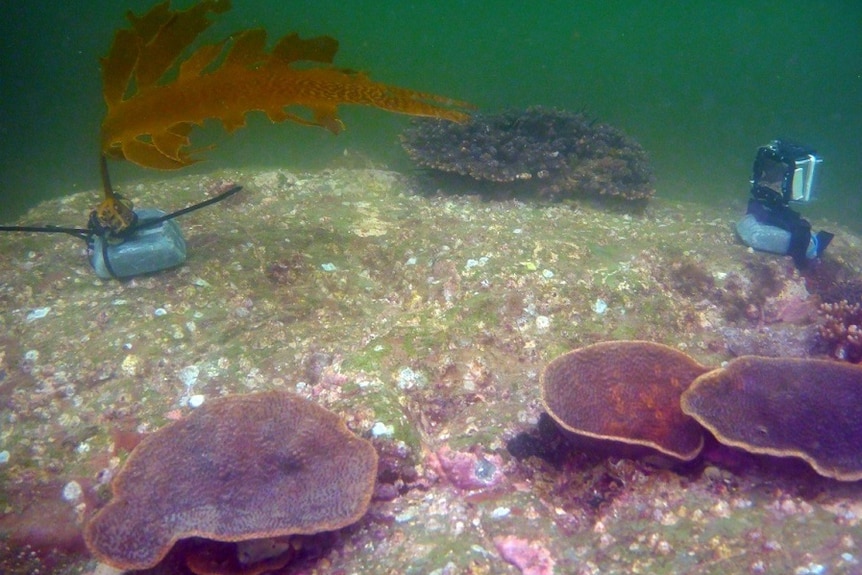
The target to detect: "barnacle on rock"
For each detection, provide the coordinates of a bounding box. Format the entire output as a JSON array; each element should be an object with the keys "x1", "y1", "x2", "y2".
[{"x1": 400, "y1": 106, "x2": 654, "y2": 202}]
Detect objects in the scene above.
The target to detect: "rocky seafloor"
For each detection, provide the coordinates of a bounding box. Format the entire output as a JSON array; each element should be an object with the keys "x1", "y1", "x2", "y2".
[{"x1": 2, "y1": 167, "x2": 862, "y2": 575}]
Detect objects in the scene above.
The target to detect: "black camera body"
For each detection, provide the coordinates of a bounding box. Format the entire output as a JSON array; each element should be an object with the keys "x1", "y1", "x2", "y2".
[{"x1": 750, "y1": 140, "x2": 822, "y2": 208}]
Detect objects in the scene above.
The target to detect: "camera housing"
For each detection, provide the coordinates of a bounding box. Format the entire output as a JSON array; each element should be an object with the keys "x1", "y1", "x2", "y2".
[
  {"x1": 89, "y1": 208, "x2": 187, "y2": 279},
  {"x1": 750, "y1": 139, "x2": 821, "y2": 207}
]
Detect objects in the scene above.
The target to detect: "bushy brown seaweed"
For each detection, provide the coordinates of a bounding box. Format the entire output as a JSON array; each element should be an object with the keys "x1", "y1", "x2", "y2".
[{"x1": 400, "y1": 106, "x2": 654, "y2": 202}]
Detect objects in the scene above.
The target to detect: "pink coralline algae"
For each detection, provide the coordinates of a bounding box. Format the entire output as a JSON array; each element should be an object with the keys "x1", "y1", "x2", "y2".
[
  {"x1": 819, "y1": 299, "x2": 862, "y2": 363},
  {"x1": 433, "y1": 446, "x2": 504, "y2": 490},
  {"x1": 494, "y1": 535, "x2": 555, "y2": 575}
]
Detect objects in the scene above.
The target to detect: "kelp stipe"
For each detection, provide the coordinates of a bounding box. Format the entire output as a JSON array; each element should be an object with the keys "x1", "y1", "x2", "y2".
[{"x1": 0, "y1": 183, "x2": 242, "y2": 280}]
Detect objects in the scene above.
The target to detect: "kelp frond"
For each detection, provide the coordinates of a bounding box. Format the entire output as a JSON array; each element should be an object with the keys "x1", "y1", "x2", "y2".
[{"x1": 100, "y1": 0, "x2": 474, "y2": 170}]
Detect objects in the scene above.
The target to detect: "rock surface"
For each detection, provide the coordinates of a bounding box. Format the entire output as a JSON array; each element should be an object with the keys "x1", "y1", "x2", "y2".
[{"x1": 2, "y1": 167, "x2": 862, "y2": 574}]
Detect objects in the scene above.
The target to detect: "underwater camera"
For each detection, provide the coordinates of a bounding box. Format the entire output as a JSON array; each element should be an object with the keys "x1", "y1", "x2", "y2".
[
  {"x1": 0, "y1": 184, "x2": 242, "y2": 280},
  {"x1": 750, "y1": 139, "x2": 822, "y2": 207}
]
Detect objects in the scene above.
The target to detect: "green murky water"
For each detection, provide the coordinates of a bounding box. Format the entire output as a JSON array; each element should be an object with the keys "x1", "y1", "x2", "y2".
[{"x1": 1, "y1": 1, "x2": 860, "y2": 231}]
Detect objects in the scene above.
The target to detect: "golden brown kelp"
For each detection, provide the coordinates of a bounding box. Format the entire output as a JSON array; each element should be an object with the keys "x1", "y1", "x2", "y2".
[{"x1": 95, "y1": 0, "x2": 473, "y2": 234}]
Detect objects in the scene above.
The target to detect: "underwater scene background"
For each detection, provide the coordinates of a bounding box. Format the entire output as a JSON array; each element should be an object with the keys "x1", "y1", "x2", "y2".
[
  {"x1": 1, "y1": 0, "x2": 860, "y2": 228},
  {"x1": 6, "y1": 2, "x2": 862, "y2": 573}
]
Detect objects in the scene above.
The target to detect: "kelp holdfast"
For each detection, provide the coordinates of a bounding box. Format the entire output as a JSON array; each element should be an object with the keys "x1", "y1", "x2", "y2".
[{"x1": 0, "y1": 184, "x2": 241, "y2": 280}]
